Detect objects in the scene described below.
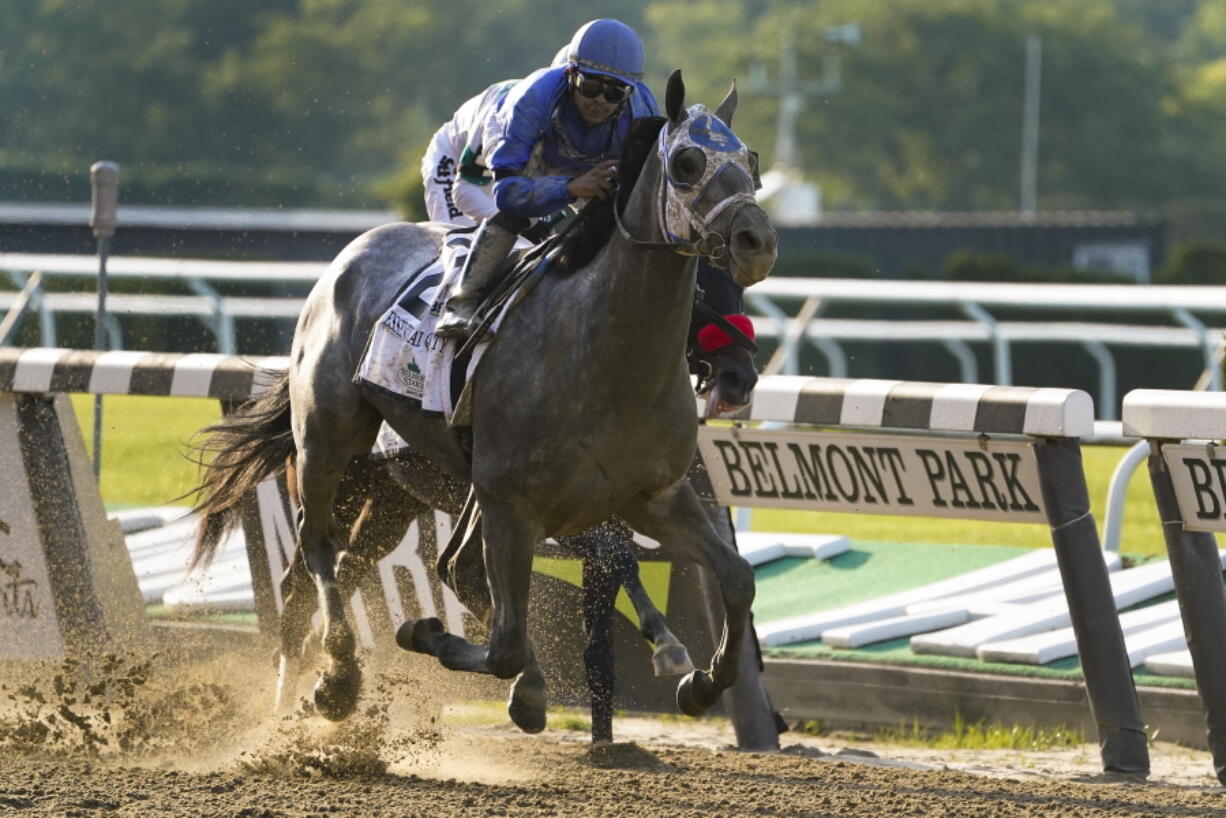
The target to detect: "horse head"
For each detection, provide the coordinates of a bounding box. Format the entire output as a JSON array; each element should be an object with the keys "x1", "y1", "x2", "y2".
[
  {"x1": 689, "y1": 262, "x2": 758, "y2": 416},
  {"x1": 656, "y1": 70, "x2": 778, "y2": 288}
]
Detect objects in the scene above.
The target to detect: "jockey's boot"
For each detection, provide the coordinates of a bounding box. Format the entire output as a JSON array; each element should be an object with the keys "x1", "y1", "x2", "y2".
[{"x1": 435, "y1": 217, "x2": 520, "y2": 340}]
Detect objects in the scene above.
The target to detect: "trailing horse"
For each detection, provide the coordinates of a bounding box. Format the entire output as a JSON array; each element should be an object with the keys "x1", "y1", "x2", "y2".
[{"x1": 191, "y1": 70, "x2": 776, "y2": 726}]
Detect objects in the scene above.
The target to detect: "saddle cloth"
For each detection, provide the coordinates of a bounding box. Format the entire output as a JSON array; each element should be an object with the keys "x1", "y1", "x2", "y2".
[{"x1": 353, "y1": 227, "x2": 535, "y2": 427}]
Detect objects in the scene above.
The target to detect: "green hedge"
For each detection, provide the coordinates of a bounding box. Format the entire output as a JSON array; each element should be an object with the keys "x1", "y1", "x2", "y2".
[
  {"x1": 940, "y1": 251, "x2": 1135, "y2": 284},
  {"x1": 1154, "y1": 239, "x2": 1226, "y2": 285},
  {"x1": 0, "y1": 156, "x2": 388, "y2": 209}
]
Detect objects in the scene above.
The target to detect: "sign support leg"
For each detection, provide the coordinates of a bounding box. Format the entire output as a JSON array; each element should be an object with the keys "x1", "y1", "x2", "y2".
[
  {"x1": 1146, "y1": 440, "x2": 1226, "y2": 785},
  {"x1": 1034, "y1": 436, "x2": 1149, "y2": 776}
]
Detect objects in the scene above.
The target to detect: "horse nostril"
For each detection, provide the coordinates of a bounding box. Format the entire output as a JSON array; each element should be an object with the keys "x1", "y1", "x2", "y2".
[{"x1": 734, "y1": 230, "x2": 761, "y2": 253}]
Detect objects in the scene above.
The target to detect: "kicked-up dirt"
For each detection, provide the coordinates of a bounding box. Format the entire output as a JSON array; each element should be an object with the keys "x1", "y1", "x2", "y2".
[{"x1": 1, "y1": 634, "x2": 1223, "y2": 817}]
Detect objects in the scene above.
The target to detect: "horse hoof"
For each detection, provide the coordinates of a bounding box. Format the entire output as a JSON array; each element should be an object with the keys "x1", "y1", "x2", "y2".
[
  {"x1": 676, "y1": 670, "x2": 718, "y2": 717},
  {"x1": 313, "y1": 665, "x2": 362, "y2": 722},
  {"x1": 507, "y1": 678, "x2": 547, "y2": 734},
  {"x1": 397, "y1": 617, "x2": 444, "y2": 654},
  {"x1": 652, "y1": 643, "x2": 696, "y2": 677}
]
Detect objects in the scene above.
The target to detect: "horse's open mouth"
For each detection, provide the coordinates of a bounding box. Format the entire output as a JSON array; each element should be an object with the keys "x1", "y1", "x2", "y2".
[{"x1": 704, "y1": 384, "x2": 748, "y2": 417}]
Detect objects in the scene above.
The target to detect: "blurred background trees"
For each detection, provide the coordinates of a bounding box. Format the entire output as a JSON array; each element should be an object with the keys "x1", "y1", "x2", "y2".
[{"x1": 4, "y1": 0, "x2": 1226, "y2": 235}]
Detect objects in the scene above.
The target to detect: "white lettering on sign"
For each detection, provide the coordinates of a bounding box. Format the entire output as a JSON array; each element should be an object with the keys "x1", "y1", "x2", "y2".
[
  {"x1": 1162, "y1": 443, "x2": 1226, "y2": 532},
  {"x1": 698, "y1": 426, "x2": 1046, "y2": 523}
]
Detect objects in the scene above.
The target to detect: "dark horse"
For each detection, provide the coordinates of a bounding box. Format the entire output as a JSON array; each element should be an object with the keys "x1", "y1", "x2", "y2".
[
  {"x1": 190, "y1": 71, "x2": 776, "y2": 727},
  {"x1": 191, "y1": 264, "x2": 757, "y2": 741}
]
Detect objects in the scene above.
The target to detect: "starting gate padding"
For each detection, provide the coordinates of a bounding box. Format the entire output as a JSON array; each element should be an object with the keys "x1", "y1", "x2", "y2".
[{"x1": 0, "y1": 392, "x2": 148, "y2": 659}]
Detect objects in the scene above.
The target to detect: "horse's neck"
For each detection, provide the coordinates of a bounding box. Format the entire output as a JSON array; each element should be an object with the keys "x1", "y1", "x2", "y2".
[
  {"x1": 597, "y1": 237, "x2": 693, "y2": 335},
  {"x1": 579, "y1": 171, "x2": 696, "y2": 357}
]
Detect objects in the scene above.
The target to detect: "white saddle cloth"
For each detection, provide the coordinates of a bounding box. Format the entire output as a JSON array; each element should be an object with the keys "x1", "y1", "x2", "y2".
[{"x1": 354, "y1": 228, "x2": 529, "y2": 427}]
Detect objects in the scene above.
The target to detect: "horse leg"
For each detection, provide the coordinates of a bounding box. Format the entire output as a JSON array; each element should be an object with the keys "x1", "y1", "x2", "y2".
[
  {"x1": 565, "y1": 521, "x2": 694, "y2": 677},
  {"x1": 295, "y1": 442, "x2": 365, "y2": 721},
  {"x1": 275, "y1": 459, "x2": 380, "y2": 712},
  {"x1": 619, "y1": 482, "x2": 755, "y2": 717},
  {"x1": 400, "y1": 492, "x2": 546, "y2": 734},
  {"x1": 399, "y1": 498, "x2": 539, "y2": 681},
  {"x1": 616, "y1": 549, "x2": 695, "y2": 677},
  {"x1": 580, "y1": 548, "x2": 619, "y2": 744},
  {"x1": 336, "y1": 467, "x2": 429, "y2": 637},
  {"x1": 274, "y1": 547, "x2": 317, "y2": 712}
]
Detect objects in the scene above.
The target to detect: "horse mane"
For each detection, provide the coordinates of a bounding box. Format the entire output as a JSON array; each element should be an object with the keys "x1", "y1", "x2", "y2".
[{"x1": 551, "y1": 116, "x2": 667, "y2": 273}]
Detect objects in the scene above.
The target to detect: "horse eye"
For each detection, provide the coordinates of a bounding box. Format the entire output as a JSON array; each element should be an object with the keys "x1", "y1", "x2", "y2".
[{"x1": 670, "y1": 147, "x2": 706, "y2": 185}]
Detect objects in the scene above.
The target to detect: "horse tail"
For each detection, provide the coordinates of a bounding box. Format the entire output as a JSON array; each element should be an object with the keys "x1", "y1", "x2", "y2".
[{"x1": 188, "y1": 370, "x2": 295, "y2": 570}]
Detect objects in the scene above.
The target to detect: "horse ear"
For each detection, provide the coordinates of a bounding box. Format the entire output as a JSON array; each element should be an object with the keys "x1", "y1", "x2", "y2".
[
  {"x1": 714, "y1": 79, "x2": 738, "y2": 127},
  {"x1": 665, "y1": 69, "x2": 685, "y2": 126}
]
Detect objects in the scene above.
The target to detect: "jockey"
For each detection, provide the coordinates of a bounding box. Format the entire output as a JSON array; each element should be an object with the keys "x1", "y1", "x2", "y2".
[
  {"x1": 434, "y1": 18, "x2": 661, "y2": 339},
  {"x1": 420, "y1": 80, "x2": 518, "y2": 226},
  {"x1": 420, "y1": 49, "x2": 574, "y2": 226}
]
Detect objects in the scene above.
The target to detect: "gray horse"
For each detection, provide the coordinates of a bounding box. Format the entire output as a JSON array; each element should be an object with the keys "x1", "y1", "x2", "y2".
[
  {"x1": 190, "y1": 263, "x2": 758, "y2": 741},
  {"x1": 196, "y1": 70, "x2": 776, "y2": 724}
]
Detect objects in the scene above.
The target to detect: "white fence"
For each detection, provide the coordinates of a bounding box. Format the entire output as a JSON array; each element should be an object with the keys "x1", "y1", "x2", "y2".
[{"x1": 3, "y1": 253, "x2": 1226, "y2": 416}]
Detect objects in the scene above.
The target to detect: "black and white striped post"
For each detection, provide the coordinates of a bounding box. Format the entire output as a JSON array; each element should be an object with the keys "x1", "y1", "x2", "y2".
[
  {"x1": 89, "y1": 161, "x2": 120, "y2": 479},
  {"x1": 1123, "y1": 389, "x2": 1226, "y2": 786},
  {"x1": 699, "y1": 376, "x2": 1150, "y2": 775},
  {"x1": 0, "y1": 347, "x2": 285, "y2": 660}
]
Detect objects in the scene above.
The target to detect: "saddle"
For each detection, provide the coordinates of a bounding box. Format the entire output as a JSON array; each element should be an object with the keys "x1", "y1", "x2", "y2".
[
  {"x1": 354, "y1": 226, "x2": 563, "y2": 428},
  {"x1": 455, "y1": 227, "x2": 567, "y2": 359}
]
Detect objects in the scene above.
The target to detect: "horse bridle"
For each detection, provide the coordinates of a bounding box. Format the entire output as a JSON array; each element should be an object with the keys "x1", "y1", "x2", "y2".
[{"x1": 613, "y1": 106, "x2": 758, "y2": 267}]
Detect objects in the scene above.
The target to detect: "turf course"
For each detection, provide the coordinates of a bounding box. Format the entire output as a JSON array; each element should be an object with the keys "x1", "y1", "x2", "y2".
[{"x1": 69, "y1": 393, "x2": 221, "y2": 508}]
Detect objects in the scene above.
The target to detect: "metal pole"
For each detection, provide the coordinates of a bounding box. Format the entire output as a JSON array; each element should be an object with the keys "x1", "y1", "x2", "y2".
[
  {"x1": 689, "y1": 452, "x2": 783, "y2": 750},
  {"x1": 90, "y1": 161, "x2": 120, "y2": 480},
  {"x1": 1020, "y1": 34, "x2": 1042, "y2": 214}
]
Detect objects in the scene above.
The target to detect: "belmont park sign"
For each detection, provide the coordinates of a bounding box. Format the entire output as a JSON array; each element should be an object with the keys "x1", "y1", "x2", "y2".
[
  {"x1": 1160, "y1": 444, "x2": 1226, "y2": 533},
  {"x1": 698, "y1": 426, "x2": 1047, "y2": 523}
]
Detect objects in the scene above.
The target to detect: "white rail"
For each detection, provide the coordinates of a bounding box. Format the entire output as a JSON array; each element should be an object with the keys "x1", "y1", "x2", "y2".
[
  {"x1": 746, "y1": 277, "x2": 1226, "y2": 417},
  {"x1": 3, "y1": 254, "x2": 1225, "y2": 414}
]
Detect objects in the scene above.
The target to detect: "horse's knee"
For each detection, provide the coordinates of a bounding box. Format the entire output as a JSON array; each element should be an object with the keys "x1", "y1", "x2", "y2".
[
  {"x1": 724, "y1": 554, "x2": 756, "y2": 614},
  {"x1": 487, "y1": 641, "x2": 530, "y2": 680},
  {"x1": 323, "y1": 619, "x2": 355, "y2": 658}
]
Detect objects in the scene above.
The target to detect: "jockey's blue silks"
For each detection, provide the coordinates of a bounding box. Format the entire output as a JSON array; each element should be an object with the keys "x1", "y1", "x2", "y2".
[{"x1": 487, "y1": 66, "x2": 659, "y2": 218}]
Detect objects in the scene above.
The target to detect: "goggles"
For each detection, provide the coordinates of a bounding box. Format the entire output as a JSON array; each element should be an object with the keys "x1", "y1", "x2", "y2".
[{"x1": 573, "y1": 71, "x2": 632, "y2": 104}]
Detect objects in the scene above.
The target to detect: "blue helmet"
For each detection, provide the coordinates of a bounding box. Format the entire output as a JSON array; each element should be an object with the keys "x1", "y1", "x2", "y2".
[{"x1": 564, "y1": 19, "x2": 645, "y2": 84}]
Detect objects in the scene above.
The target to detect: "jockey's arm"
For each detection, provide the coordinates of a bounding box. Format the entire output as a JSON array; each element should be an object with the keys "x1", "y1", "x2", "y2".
[
  {"x1": 492, "y1": 172, "x2": 575, "y2": 219},
  {"x1": 487, "y1": 70, "x2": 580, "y2": 219},
  {"x1": 452, "y1": 179, "x2": 499, "y2": 223},
  {"x1": 453, "y1": 149, "x2": 499, "y2": 223}
]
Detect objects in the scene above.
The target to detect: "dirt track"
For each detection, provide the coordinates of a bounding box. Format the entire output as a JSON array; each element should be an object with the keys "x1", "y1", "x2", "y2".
[
  {"x1": 4, "y1": 732, "x2": 1226, "y2": 817},
  {"x1": 2, "y1": 640, "x2": 1224, "y2": 817}
]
